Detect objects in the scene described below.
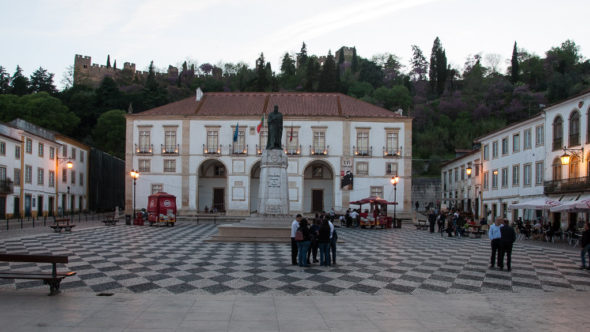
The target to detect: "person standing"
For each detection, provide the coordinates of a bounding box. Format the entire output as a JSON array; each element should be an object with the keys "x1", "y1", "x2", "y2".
[
  {"x1": 318, "y1": 219, "x2": 331, "y2": 266},
  {"x1": 290, "y1": 214, "x2": 302, "y2": 265},
  {"x1": 499, "y1": 219, "x2": 516, "y2": 271},
  {"x1": 488, "y1": 217, "x2": 503, "y2": 269},
  {"x1": 307, "y1": 219, "x2": 320, "y2": 264},
  {"x1": 580, "y1": 223, "x2": 590, "y2": 270},
  {"x1": 428, "y1": 210, "x2": 436, "y2": 233},
  {"x1": 327, "y1": 217, "x2": 337, "y2": 264},
  {"x1": 296, "y1": 218, "x2": 311, "y2": 267}
]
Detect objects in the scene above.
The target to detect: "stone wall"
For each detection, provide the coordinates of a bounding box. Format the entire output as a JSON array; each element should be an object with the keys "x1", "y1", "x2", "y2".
[{"x1": 411, "y1": 177, "x2": 441, "y2": 212}]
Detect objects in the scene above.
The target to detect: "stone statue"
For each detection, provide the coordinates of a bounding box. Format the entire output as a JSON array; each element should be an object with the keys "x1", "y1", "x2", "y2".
[{"x1": 266, "y1": 105, "x2": 283, "y2": 150}]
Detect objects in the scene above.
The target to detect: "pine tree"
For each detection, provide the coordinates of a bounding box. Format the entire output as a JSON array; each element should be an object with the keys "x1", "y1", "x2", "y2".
[
  {"x1": 10, "y1": 65, "x2": 30, "y2": 96},
  {"x1": 305, "y1": 57, "x2": 319, "y2": 92},
  {"x1": 410, "y1": 45, "x2": 428, "y2": 81},
  {"x1": 297, "y1": 42, "x2": 308, "y2": 68},
  {"x1": 351, "y1": 47, "x2": 359, "y2": 72},
  {"x1": 30, "y1": 67, "x2": 57, "y2": 94},
  {"x1": 113, "y1": 60, "x2": 117, "y2": 69},
  {"x1": 510, "y1": 41, "x2": 519, "y2": 84},
  {"x1": 280, "y1": 53, "x2": 296, "y2": 76},
  {"x1": 318, "y1": 50, "x2": 339, "y2": 92},
  {"x1": 106, "y1": 55, "x2": 111, "y2": 68}
]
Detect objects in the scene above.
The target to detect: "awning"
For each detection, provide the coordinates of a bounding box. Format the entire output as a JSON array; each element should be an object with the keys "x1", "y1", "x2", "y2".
[
  {"x1": 508, "y1": 198, "x2": 562, "y2": 210},
  {"x1": 550, "y1": 195, "x2": 590, "y2": 212}
]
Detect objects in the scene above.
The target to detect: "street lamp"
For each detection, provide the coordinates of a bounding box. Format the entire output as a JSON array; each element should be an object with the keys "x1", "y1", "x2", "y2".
[
  {"x1": 390, "y1": 176, "x2": 399, "y2": 227},
  {"x1": 56, "y1": 157, "x2": 74, "y2": 217},
  {"x1": 130, "y1": 169, "x2": 140, "y2": 223},
  {"x1": 560, "y1": 146, "x2": 584, "y2": 165}
]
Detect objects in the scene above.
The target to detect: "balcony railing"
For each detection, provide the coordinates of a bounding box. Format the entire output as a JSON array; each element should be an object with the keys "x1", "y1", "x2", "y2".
[
  {"x1": 203, "y1": 144, "x2": 221, "y2": 155},
  {"x1": 310, "y1": 145, "x2": 329, "y2": 156},
  {"x1": 552, "y1": 138, "x2": 562, "y2": 151},
  {"x1": 383, "y1": 147, "x2": 402, "y2": 157},
  {"x1": 135, "y1": 144, "x2": 153, "y2": 155},
  {"x1": 229, "y1": 144, "x2": 248, "y2": 155},
  {"x1": 0, "y1": 179, "x2": 13, "y2": 194},
  {"x1": 161, "y1": 144, "x2": 179, "y2": 154},
  {"x1": 569, "y1": 134, "x2": 580, "y2": 147},
  {"x1": 353, "y1": 145, "x2": 372, "y2": 156},
  {"x1": 284, "y1": 144, "x2": 301, "y2": 156},
  {"x1": 544, "y1": 176, "x2": 590, "y2": 194}
]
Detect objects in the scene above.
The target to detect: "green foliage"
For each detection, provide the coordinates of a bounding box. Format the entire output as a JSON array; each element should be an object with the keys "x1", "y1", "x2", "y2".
[
  {"x1": 429, "y1": 37, "x2": 447, "y2": 96},
  {"x1": 347, "y1": 81, "x2": 373, "y2": 98},
  {"x1": 30, "y1": 67, "x2": 57, "y2": 94},
  {"x1": 10, "y1": 66, "x2": 30, "y2": 96},
  {"x1": 92, "y1": 109, "x2": 126, "y2": 158},
  {"x1": 318, "y1": 51, "x2": 339, "y2": 92},
  {"x1": 510, "y1": 42, "x2": 519, "y2": 84}
]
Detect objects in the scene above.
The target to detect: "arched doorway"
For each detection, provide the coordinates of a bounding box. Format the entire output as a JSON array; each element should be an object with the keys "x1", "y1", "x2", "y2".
[
  {"x1": 250, "y1": 161, "x2": 261, "y2": 213},
  {"x1": 303, "y1": 160, "x2": 334, "y2": 213},
  {"x1": 198, "y1": 159, "x2": 227, "y2": 212}
]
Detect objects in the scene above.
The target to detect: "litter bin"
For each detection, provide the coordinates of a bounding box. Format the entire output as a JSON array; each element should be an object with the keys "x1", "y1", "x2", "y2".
[
  {"x1": 386, "y1": 218, "x2": 393, "y2": 229},
  {"x1": 395, "y1": 218, "x2": 402, "y2": 228},
  {"x1": 125, "y1": 214, "x2": 131, "y2": 225}
]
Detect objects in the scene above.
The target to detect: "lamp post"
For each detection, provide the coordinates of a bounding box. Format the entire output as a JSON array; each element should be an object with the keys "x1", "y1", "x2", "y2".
[
  {"x1": 130, "y1": 169, "x2": 140, "y2": 223},
  {"x1": 390, "y1": 176, "x2": 399, "y2": 227},
  {"x1": 55, "y1": 158, "x2": 73, "y2": 217}
]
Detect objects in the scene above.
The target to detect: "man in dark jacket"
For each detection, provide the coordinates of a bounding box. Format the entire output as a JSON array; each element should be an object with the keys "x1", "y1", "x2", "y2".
[
  {"x1": 499, "y1": 219, "x2": 516, "y2": 271},
  {"x1": 580, "y1": 223, "x2": 590, "y2": 270}
]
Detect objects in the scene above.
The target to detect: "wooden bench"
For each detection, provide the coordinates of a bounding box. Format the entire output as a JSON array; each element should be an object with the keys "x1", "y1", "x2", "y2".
[
  {"x1": 0, "y1": 254, "x2": 76, "y2": 295},
  {"x1": 49, "y1": 218, "x2": 76, "y2": 232},
  {"x1": 102, "y1": 216, "x2": 118, "y2": 226}
]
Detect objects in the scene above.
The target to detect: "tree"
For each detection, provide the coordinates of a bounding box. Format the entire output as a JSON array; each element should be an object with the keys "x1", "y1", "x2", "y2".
[
  {"x1": 142, "y1": 61, "x2": 168, "y2": 110},
  {"x1": 318, "y1": 50, "x2": 339, "y2": 92},
  {"x1": 113, "y1": 60, "x2": 117, "y2": 69},
  {"x1": 304, "y1": 57, "x2": 319, "y2": 91},
  {"x1": 10, "y1": 66, "x2": 30, "y2": 96},
  {"x1": 255, "y1": 53, "x2": 270, "y2": 91},
  {"x1": 510, "y1": 42, "x2": 519, "y2": 84},
  {"x1": 410, "y1": 45, "x2": 428, "y2": 81},
  {"x1": 296, "y1": 42, "x2": 308, "y2": 68},
  {"x1": 0, "y1": 66, "x2": 9, "y2": 94},
  {"x1": 106, "y1": 55, "x2": 111, "y2": 68},
  {"x1": 429, "y1": 37, "x2": 447, "y2": 96},
  {"x1": 92, "y1": 109, "x2": 126, "y2": 158},
  {"x1": 30, "y1": 67, "x2": 57, "y2": 94},
  {"x1": 351, "y1": 47, "x2": 359, "y2": 73},
  {"x1": 280, "y1": 53, "x2": 296, "y2": 77},
  {"x1": 358, "y1": 58, "x2": 383, "y2": 88}
]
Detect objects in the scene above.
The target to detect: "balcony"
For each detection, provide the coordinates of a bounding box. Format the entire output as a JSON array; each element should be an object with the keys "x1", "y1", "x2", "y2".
[
  {"x1": 284, "y1": 144, "x2": 301, "y2": 156},
  {"x1": 229, "y1": 144, "x2": 248, "y2": 155},
  {"x1": 161, "y1": 144, "x2": 179, "y2": 155},
  {"x1": 544, "y1": 176, "x2": 590, "y2": 194},
  {"x1": 135, "y1": 144, "x2": 153, "y2": 155},
  {"x1": 569, "y1": 134, "x2": 580, "y2": 147},
  {"x1": 552, "y1": 138, "x2": 562, "y2": 151},
  {"x1": 310, "y1": 145, "x2": 329, "y2": 156},
  {"x1": 0, "y1": 179, "x2": 13, "y2": 194},
  {"x1": 383, "y1": 146, "x2": 402, "y2": 157},
  {"x1": 353, "y1": 145, "x2": 372, "y2": 157},
  {"x1": 203, "y1": 144, "x2": 222, "y2": 155}
]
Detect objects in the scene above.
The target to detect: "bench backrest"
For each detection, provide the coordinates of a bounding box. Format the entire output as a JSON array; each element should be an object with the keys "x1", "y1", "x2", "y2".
[{"x1": 0, "y1": 254, "x2": 69, "y2": 264}]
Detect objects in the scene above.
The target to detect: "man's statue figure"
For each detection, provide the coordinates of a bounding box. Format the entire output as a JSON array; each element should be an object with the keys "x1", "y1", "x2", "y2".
[{"x1": 266, "y1": 105, "x2": 283, "y2": 149}]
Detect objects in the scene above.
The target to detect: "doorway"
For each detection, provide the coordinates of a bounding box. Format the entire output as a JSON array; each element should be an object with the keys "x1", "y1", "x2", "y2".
[
  {"x1": 48, "y1": 197, "x2": 54, "y2": 216},
  {"x1": 0, "y1": 196, "x2": 5, "y2": 218},
  {"x1": 13, "y1": 197, "x2": 20, "y2": 217},
  {"x1": 24, "y1": 194, "x2": 31, "y2": 217},
  {"x1": 312, "y1": 189, "x2": 323, "y2": 212},
  {"x1": 38, "y1": 195, "x2": 43, "y2": 217},
  {"x1": 213, "y1": 188, "x2": 225, "y2": 212}
]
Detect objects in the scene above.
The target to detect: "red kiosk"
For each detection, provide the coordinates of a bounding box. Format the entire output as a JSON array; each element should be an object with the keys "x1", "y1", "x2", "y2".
[{"x1": 147, "y1": 192, "x2": 177, "y2": 227}]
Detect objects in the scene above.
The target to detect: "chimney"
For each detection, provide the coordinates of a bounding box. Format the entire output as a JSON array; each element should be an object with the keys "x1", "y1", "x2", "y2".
[{"x1": 196, "y1": 87, "x2": 203, "y2": 101}]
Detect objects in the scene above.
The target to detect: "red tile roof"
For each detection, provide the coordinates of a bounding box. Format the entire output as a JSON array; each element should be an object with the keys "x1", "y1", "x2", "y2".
[{"x1": 135, "y1": 92, "x2": 404, "y2": 118}]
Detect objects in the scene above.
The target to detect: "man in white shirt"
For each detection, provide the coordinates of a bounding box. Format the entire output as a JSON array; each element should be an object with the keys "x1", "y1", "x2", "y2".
[
  {"x1": 291, "y1": 214, "x2": 302, "y2": 265},
  {"x1": 488, "y1": 217, "x2": 503, "y2": 269},
  {"x1": 350, "y1": 210, "x2": 359, "y2": 227},
  {"x1": 328, "y1": 218, "x2": 336, "y2": 264}
]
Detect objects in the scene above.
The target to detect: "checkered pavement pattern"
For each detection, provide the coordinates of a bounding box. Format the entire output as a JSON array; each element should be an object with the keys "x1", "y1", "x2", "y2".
[{"x1": 1, "y1": 223, "x2": 588, "y2": 295}]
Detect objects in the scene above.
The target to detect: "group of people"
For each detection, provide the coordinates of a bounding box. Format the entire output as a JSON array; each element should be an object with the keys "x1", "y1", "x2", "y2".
[
  {"x1": 488, "y1": 217, "x2": 516, "y2": 271},
  {"x1": 291, "y1": 213, "x2": 337, "y2": 267},
  {"x1": 430, "y1": 209, "x2": 475, "y2": 237}
]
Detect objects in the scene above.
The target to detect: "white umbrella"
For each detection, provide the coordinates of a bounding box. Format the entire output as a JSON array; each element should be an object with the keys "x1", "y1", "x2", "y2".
[
  {"x1": 573, "y1": 196, "x2": 590, "y2": 210},
  {"x1": 508, "y1": 198, "x2": 562, "y2": 210}
]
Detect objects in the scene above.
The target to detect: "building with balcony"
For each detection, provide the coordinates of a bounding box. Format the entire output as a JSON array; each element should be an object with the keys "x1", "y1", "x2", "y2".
[
  {"x1": 125, "y1": 91, "x2": 412, "y2": 216},
  {"x1": 440, "y1": 149, "x2": 481, "y2": 217}
]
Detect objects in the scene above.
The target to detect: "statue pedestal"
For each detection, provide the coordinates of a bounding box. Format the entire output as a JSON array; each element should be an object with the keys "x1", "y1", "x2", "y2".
[{"x1": 209, "y1": 149, "x2": 292, "y2": 243}]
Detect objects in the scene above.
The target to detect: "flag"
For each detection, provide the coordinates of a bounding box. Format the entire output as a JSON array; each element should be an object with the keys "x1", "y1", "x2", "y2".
[
  {"x1": 289, "y1": 124, "x2": 293, "y2": 142},
  {"x1": 233, "y1": 123, "x2": 239, "y2": 142},
  {"x1": 256, "y1": 113, "x2": 264, "y2": 133}
]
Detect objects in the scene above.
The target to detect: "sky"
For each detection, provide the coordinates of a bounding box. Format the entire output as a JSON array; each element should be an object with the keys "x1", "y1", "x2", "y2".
[{"x1": 1, "y1": 0, "x2": 589, "y2": 88}]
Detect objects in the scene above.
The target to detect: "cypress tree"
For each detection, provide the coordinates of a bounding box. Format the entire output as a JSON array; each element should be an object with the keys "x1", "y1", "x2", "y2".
[
  {"x1": 351, "y1": 47, "x2": 359, "y2": 72},
  {"x1": 510, "y1": 41, "x2": 519, "y2": 84},
  {"x1": 305, "y1": 57, "x2": 319, "y2": 92},
  {"x1": 297, "y1": 42, "x2": 308, "y2": 68},
  {"x1": 106, "y1": 55, "x2": 111, "y2": 68},
  {"x1": 255, "y1": 53, "x2": 269, "y2": 91},
  {"x1": 318, "y1": 50, "x2": 339, "y2": 92},
  {"x1": 113, "y1": 60, "x2": 117, "y2": 69},
  {"x1": 10, "y1": 65, "x2": 30, "y2": 96},
  {"x1": 429, "y1": 37, "x2": 447, "y2": 95}
]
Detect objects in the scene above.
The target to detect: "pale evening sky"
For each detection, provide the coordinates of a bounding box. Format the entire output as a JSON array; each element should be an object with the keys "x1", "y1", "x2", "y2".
[{"x1": 1, "y1": 0, "x2": 588, "y2": 88}]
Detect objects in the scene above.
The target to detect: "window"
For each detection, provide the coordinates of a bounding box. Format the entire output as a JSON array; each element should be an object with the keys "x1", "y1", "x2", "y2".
[
  {"x1": 80, "y1": 150, "x2": 84, "y2": 163},
  {"x1": 0, "y1": 141, "x2": 5, "y2": 155},
  {"x1": 286, "y1": 128, "x2": 299, "y2": 154},
  {"x1": 492, "y1": 170, "x2": 498, "y2": 189},
  {"x1": 25, "y1": 138, "x2": 32, "y2": 154},
  {"x1": 71, "y1": 170, "x2": 76, "y2": 184},
  {"x1": 232, "y1": 128, "x2": 246, "y2": 154},
  {"x1": 151, "y1": 184, "x2": 163, "y2": 194},
  {"x1": 312, "y1": 131, "x2": 326, "y2": 154},
  {"x1": 13, "y1": 168, "x2": 20, "y2": 186},
  {"x1": 258, "y1": 130, "x2": 267, "y2": 153},
  {"x1": 49, "y1": 171, "x2": 55, "y2": 187},
  {"x1": 569, "y1": 111, "x2": 580, "y2": 146},
  {"x1": 512, "y1": 165, "x2": 520, "y2": 186},
  {"x1": 139, "y1": 129, "x2": 152, "y2": 153},
  {"x1": 25, "y1": 165, "x2": 32, "y2": 184},
  {"x1": 356, "y1": 130, "x2": 369, "y2": 155},
  {"x1": 454, "y1": 168, "x2": 458, "y2": 182},
  {"x1": 0, "y1": 166, "x2": 5, "y2": 181},
  {"x1": 206, "y1": 130, "x2": 219, "y2": 153},
  {"x1": 356, "y1": 162, "x2": 368, "y2": 175},
  {"x1": 535, "y1": 161, "x2": 544, "y2": 185},
  {"x1": 552, "y1": 158, "x2": 562, "y2": 181},
  {"x1": 569, "y1": 156, "x2": 580, "y2": 178},
  {"x1": 385, "y1": 131, "x2": 399, "y2": 155},
  {"x1": 62, "y1": 168, "x2": 67, "y2": 183},
  {"x1": 38, "y1": 143, "x2": 44, "y2": 157},
  {"x1": 492, "y1": 141, "x2": 498, "y2": 158},
  {"x1": 501, "y1": 137, "x2": 508, "y2": 155},
  {"x1": 475, "y1": 161, "x2": 480, "y2": 176},
  {"x1": 312, "y1": 166, "x2": 323, "y2": 178},
  {"x1": 523, "y1": 128, "x2": 532, "y2": 149},
  {"x1": 512, "y1": 134, "x2": 520, "y2": 153},
  {"x1": 535, "y1": 125, "x2": 544, "y2": 146},
  {"x1": 370, "y1": 186, "x2": 383, "y2": 198},
  {"x1": 164, "y1": 127, "x2": 178, "y2": 153},
  {"x1": 501, "y1": 168, "x2": 508, "y2": 188},
  {"x1": 138, "y1": 159, "x2": 150, "y2": 172},
  {"x1": 62, "y1": 144, "x2": 67, "y2": 157},
  {"x1": 79, "y1": 173, "x2": 84, "y2": 186},
  {"x1": 552, "y1": 116, "x2": 563, "y2": 151},
  {"x1": 523, "y1": 164, "x2": 532, "y2": 186},
  {"x1": 37, "y1": 168, "x2": 44, "y2": 185},
  {"x1": 483, "y1": 144, "x2": 489, "y2": 160},
  {"x1": 164, "y1": 159, "x2": 176, "y2": 172},
  {"x1": 49, "y1": 147, "x2": 55, "y2": 160},
  {"x1": 71, "y1": 147, "x2": 76, "y2": 160},
  {"x1": 385, "y1": 162, "x2": 397, "y2": 175},
  {"x1": 483, "y1": 171, "x2": 489, "y2": 189},
  {"x1": 15, "y1": 145, "x2": 20, "y2": 159},
  {"x1": 461, "y1": 166, "x2": 465, "y2": 180},
  {"x1": 214, "y1": 165, "x2": 225, "y2": 176}
]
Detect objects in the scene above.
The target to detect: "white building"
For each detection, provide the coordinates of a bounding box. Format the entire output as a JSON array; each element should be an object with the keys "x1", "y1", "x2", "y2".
[
  {"x1": 440, "y1": 149, "x2": 482, "y2": 216},
  {"x1": 55, "y1": 135, "x2": 90, "y2": 214},
  {"x1": 125, "y1": 91, "x2": 412, "y2": 216}
]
